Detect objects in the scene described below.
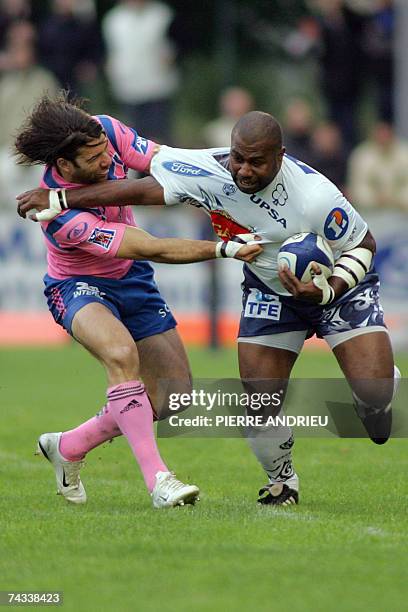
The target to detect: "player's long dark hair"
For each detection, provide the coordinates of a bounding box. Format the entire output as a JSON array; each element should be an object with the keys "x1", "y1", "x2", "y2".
[{"x1": 14, "y1": 90, "x2": 103, "y2": 166}]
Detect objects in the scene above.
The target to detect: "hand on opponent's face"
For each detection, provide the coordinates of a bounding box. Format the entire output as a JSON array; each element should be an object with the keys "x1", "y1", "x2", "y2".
[{"x1": 279, "y1": 262, "x2": 324, "y2": 303}]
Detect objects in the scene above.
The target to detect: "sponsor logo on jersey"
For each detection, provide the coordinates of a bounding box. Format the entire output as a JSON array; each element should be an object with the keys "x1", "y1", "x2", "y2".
[
  {"x1": 135, "y1": 136, "x2": 149, "y2": 154},
  {"x1": 67, "y1": 221, "x2": 89, "y2": 241},
  {"x1": 162, "y1": 161, "x2": 214, "y2": 177},
  {"x1": 249, "y1": 194, "x2": 287, "y2": 228},
  {"x1": 223, "y1": 183, "x2": 237, "y2": 196},
  {"x1": 244, "y1": 289, "x2": 282, "y2": 320},
  {"x1": 324, "y1": 208, "x2": 349, "y2": 240},
  {"x1": 73, "y1": 282, "x2": 106, "y2": 299},
  {"x1": 210, "y1": 209, "x2": 251, "y2": 240},
  {"x1": 87, "y1": 227, "x2": 116, "y2": 249},
  {"x1": 254, "y1": 290, "x2": 275, "y2": 302},
  {"x1": 272, "y1": 183, "x2": 288, "y2": 206}
]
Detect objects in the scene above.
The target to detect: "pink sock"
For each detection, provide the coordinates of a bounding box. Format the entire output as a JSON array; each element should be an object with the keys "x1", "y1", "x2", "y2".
[
  {"x1": 107, "y1": 380, "x2": 168, "y2": 491},
  {"x1": 59, "y1": 404, "x2": 122, "y2": 461}
]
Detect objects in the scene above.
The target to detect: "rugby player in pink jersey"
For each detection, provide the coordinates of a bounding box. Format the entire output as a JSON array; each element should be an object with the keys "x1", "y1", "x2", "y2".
[
  {"x1": 18, "y1": 110, "x2": 401, "y2": 508},
  {"x1": 14, "y1": 92, "x2": 261, "y2": 508}
]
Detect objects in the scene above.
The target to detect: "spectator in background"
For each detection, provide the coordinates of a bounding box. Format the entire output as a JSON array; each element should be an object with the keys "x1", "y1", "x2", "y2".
[
  {"x1": 202, "y1": 87, "x2": 254, "y2": 148},
  {"x1": 0, "y1": 22, "x2": 59, "y2": 150},
  {"x1": 0, "y1": 0, "x2": 31, "y2": 71},
  {"x1": 309, "y1": 0, "x2": 394, "y2": 146},
  {"x1": 102, "y1": 0, "x2": 179, "y2": 143},
  {"x1": 283, "y1": 98, "x2": 315, "y2": 163},
  {"x1": 38, "y1": 0, "x2": 103, "y2": 94},
  {"x1": 0, "y1": 0, "x2": 31, "y2": 50},
  {"x1": 348, "y1": 122, "x2": 408, "y2": 212},
  {"x1": 361, "y1": 0, "x2": 394, "y2": 123},
  {"x1": 0, "y1": 21, "x2": 59, "y2": 206},
  {"x1": 315, "y1": 0, "x2": 365, "y2": 151},
  {"x1": 309, "y1": 121, "x2": 348, "y2": 191}
]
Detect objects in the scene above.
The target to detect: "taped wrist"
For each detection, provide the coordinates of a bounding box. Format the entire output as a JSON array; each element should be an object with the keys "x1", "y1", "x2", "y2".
[
  {"x1": 216, "y1": 233, "x2": 259, "y2": 258},
  {"x1": 332, "y1": 247, "x2": 372, "y2": 289},
  {"x1": 57, "y1": 188, "x2": 68, "y2": 210},
  {"x1": 216, "y1": 240, "x2": 245, "y2": 258},
  {"x1": 312, "y1": 273, "x2": 335, "y2": 305},
  {"x1": 49, "y1": 189, "x2": 64, "y2": 213}
]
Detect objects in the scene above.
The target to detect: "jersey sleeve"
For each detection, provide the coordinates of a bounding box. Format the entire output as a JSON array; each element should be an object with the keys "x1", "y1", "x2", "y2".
[
  {"x1": 306, "y1": 180, "x2": 368, "y2": 252},
  {"x1": 42, "y1": 210, "x2": 126, "y2": 258},
  {"x1": 96, "y1": 115, "x2": 157, "y2": 173},
  {"x1": 149, "y1": 145, "x2": 208, "y2": 206}
]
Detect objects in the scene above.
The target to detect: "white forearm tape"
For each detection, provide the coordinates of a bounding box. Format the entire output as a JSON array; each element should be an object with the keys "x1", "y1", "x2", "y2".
[
  {"x1": 216, "y1": 233, "x2": 257, "y2": 258},
  {"x1": 332, "y1": 247, "x2": 373, "y2": 289},
  {"x1": 58, "y1": 188, "x2": 68, "y2": 210},
  {"x1": 215, "y1": 240, "x2": 244, "y2": 258},
  {"x1": 49, "y1": 189, "x2": 68, "y2": 213}
]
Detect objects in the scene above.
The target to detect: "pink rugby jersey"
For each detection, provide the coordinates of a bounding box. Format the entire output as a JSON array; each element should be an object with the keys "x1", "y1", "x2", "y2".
[{"x1": 41, "y1": 115, "x2": 156, "y2": 280}]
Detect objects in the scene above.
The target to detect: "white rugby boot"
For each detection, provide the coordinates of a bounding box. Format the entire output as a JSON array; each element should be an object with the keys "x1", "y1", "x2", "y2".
[
  {"x1": 36, "y1": 432, "x2": 87, "y2": 504},
  {"x1": 151, "y1": 471, "x2": 200, "y2": 508}
]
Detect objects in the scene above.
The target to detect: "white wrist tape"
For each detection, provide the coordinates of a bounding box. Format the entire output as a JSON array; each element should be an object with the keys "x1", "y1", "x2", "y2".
[
  {"x1": 312, "y1": 272, "x2": 335, "y2": 305},
  {"x1": 48, "y1": 188, "x2": 68, "y2": 211},
  {"x1": 57, "y1": 188, "x2": 68, "y2": 210},
  {"x1": 48, "y1": 189, "x2": 62, "y2": 212},
  {"x1": 216, "y1": 233, "x2": 258, "y2": 258},
  {"x1": 216, "y1": 240, "x2": 244, "y2": 258},
  {"x1": 34, "y1": 189, "x2": 64, "y2": 221},
  {"x1": 332, "y1": 247, "x2": 373, "y2": 289},
  {"x1": 49, "y1": 189, "x2": 64, "y2": 213},
  {"x1": 234, "y1": 233, "x2": 258, "y2": 244}
]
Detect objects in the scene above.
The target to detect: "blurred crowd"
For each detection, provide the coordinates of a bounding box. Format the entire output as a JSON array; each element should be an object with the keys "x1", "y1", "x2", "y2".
[{"x1": 0, "y1": 0, "x2": 406, "y2": 213}]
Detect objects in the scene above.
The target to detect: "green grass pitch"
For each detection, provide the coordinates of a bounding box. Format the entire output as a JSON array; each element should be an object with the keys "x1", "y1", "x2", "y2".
[{"x1": 0, "y1": 345, "x2": 407, "y2": 612}]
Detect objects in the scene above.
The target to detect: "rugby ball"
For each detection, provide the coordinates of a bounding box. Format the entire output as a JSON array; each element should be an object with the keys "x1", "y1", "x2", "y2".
[{"x1": 277, "y1": 233, "x2": 334, "y2": 282}]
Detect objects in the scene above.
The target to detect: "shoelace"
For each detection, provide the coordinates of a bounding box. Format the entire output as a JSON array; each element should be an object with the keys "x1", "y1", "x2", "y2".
[
  {"x1": 63, "y1": 460, "x2": 85, "y2": 487},
  {"x1": 162, "y1": 472, "x2": 189, "y2": 492}
]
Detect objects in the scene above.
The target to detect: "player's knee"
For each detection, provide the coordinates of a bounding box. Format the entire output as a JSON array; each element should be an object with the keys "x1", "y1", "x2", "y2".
[
  {"x1": 353, "y1": 378, "x2": 395, "y2": 411},
  {"x1": 241, "y1": 377, "x2": 288, "y2": 419},
  {"x1": 104, "y1": 343, "x2": 139, "y2": 376}
]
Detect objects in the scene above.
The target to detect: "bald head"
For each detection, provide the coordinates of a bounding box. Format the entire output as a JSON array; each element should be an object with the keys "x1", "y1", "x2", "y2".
[
  {"x1": 229, "y1": 111, "x2": 285, "y2": 194},
  {"x1": 232, "y1": 111, "x2": 283, "y2": 149}
]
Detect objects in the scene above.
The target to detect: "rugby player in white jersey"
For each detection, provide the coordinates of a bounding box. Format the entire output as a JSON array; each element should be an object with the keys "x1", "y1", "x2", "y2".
[{"x1": 17, "y1": 111, "x2": 400, "y2": 506}]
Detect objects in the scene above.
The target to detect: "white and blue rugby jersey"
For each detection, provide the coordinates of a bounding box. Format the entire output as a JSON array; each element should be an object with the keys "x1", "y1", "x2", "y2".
[{"x1": 150, "y1": 146, "x2": 368, "y2": 295}]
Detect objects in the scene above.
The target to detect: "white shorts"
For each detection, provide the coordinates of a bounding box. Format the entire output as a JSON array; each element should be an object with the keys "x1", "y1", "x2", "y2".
[{"x1": 237, "y1": 326, "x2": 389, "y2": 355}]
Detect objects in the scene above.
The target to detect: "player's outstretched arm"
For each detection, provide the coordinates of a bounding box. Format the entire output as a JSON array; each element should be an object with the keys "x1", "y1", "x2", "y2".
[
  {"x1": 16, "y1": 177, "x2": 164, "y2": 221},
  {"x1": 116, "y1": 227, "x2": 263, "y2": 264}
]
